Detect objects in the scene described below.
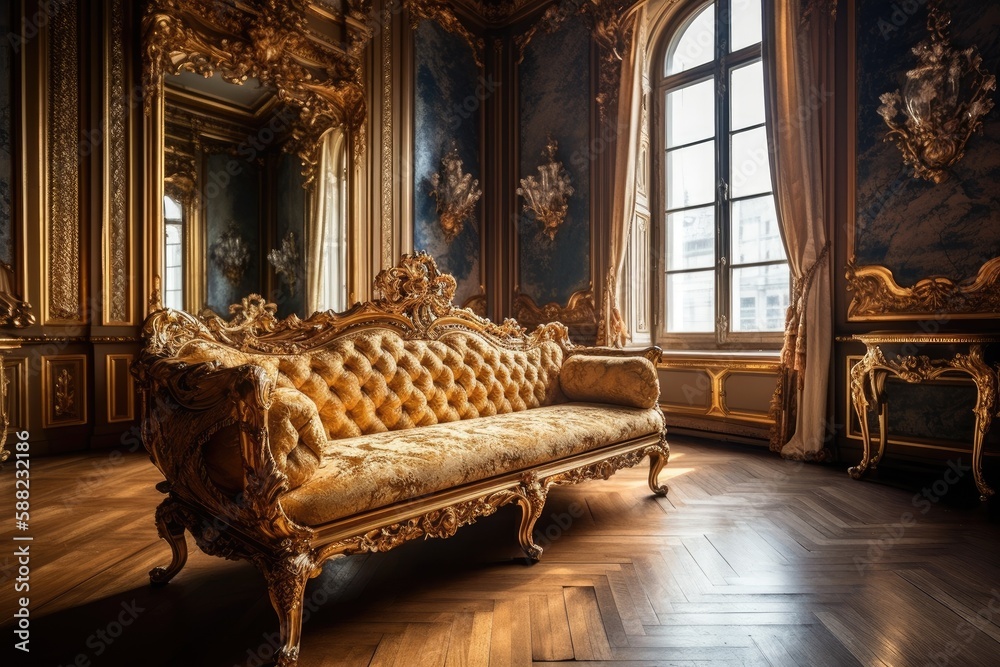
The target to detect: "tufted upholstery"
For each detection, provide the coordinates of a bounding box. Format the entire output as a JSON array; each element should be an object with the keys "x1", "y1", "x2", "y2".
[
  {"x1": 280, "y1": 403, "x2": 664, "y2": 526},
  {"x1": 178, "y1": 329, "x2": 567, "y2": 489}
]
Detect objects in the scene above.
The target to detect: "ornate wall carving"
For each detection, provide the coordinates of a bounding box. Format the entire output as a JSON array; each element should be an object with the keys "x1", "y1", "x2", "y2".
[
  {"x1": 104, "y1": 0, "x2": 131, "y2": 325},
  {"x1": 47, "y1": 5, "x2": 82, "y2": 322},
  {"x1": 41, "y1": 355, "x2": 87, "y2": 428}
]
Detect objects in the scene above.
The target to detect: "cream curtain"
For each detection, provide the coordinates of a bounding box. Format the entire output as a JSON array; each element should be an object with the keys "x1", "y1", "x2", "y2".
[
  {"x1": 306, "y1": 129, "x2": 347, "y2": 315},
  {"x1": 762, "y1": 0, "x2": 835, "y2": 460},
  {"x1": 599, "y1": 4, "x2": 648, "y2": 347}
]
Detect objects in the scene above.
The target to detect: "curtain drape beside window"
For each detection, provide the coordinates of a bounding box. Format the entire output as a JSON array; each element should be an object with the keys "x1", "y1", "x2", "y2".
[
  {"x1": 307, "y1": 129, "x2": 347, "y2": 315},
  {"x1": 599, "y1": 5, "x2": 649, "y2": 347},
  {"x1": 762, "y1": 0, "x2": 834, "y2": 460}
]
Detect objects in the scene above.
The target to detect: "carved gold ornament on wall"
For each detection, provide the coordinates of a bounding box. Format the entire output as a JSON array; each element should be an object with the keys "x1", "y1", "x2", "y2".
[
  {"x1": 878, "y1": 0, "x2": 996, "y2": 183},
  {"x1": 517, "y1": 136, "x2": 574, "y2": 241},
  {"x1": 428, "y1": 144, "x2": 482, "y2": 242},
  {"x1": 406, "y1": 0, "x2": 486, "y2": 68},
  {"x1": 845, "y1": 258, "x2": 1000, "y2": 320},
  {"x1": 143, "y1": 0, "x2": 368, "y2": 186}
]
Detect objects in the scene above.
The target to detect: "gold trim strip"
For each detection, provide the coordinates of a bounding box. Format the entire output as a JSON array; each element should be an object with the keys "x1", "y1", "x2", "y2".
[
  {"x1": 103, "y1": 0, "x2": 132, "y2": 325},
  {"x1": 44, "y1": 4, "x2": 83, "y2": 323}
]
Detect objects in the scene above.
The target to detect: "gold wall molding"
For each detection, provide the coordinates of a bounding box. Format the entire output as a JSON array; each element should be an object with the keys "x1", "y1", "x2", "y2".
[
  {"x1": 45, "y1": 4, "x2": 83, "y2": 323},
  {"x1": 846, "y1": 258, "x2": 1000, "y2": 320},
  {"x1": 104, "y1": 0, "x2": 132, "y2": 325},
  {"x1": 658, "y1": 355, "x2": 779, "y2": 426},
  {"x1": 513, "y1": 289, "x2": 597, "y2": 333},
  {"x1": 106, "y1": 354, "x2": 135, "y2": 423},
  {"x1": 380, "y1": 3, "x2": 394, "y2": 268},
  {"x1": 41, "y1": 355, "x2": 88, "y2": 428}
]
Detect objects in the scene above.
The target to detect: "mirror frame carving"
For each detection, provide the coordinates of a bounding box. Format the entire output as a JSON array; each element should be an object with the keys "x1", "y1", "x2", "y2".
[
  {"x1": 141, "y1": 0, "x2": 370, "y2": 314},
  {"x1": 845, "y1": 0, "x2": 1000, "y2": 321}
]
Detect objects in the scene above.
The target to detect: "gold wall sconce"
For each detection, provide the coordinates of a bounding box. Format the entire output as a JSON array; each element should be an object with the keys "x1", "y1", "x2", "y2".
[
  {"x1": 267, "y1": 230, "x2": 300, "y2": 295},
  {"x1": 878, "y1": 0, "x2": 996, "y2": 183},
  {"x1": 429, "y1": 144, "x2": 482, "y2": 242},
  {"x1": 517, "y1": 136, "x2": 574, "y2": 241},
  {"x1": 210, "y1": 222, "x2": 251, "y2": 285}
]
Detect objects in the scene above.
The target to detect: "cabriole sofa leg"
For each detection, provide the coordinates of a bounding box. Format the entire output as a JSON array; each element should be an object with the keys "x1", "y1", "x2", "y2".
[
  {"x1": 149, "y1": 498, "x2": 189, "y2": 585},
  {"x1": 258, "y1": 554, "x2": 314, "y2": 667},
  {"x1": 515, "y1": 475, "x2": 548, "y2": 561},
  {"x1": 647, "y1": 449, "x2": 669, "y2": 497}
]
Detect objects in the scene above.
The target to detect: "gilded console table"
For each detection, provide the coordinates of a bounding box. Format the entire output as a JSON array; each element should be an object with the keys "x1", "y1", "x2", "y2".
[{"x1": 847, "y1": 333, "x2": 1000, "y2": 500}]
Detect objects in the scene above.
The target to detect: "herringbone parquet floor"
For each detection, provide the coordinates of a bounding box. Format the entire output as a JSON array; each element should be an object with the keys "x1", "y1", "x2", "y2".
[{"x1": 3, "y1": 437, "x2": 1000, "y2": 666}]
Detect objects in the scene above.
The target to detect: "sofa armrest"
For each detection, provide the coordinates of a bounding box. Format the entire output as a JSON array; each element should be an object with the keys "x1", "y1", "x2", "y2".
[
  {"x1": 559, "y1": 353, "x2": 661, "y2": 409},
  {"x1": 134, "y1": 355, "x2": 307, "y2": 538}
]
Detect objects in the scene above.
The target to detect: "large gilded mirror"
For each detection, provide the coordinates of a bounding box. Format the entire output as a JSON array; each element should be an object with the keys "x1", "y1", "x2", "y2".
[{"x1": 142, "y1": 0, "x2": 367, "y2": 318}]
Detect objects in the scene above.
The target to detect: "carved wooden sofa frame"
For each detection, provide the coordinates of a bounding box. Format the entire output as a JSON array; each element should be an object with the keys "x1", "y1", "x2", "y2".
[{"x1": 132, "y1": 253, "x2": 669, "y2": 666}]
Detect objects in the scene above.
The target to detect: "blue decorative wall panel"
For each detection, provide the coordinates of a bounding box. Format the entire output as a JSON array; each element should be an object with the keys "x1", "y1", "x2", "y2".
[
  {"x1": 518, "y1": 13, "x2": 591, "y2": 306},
  {"x1": 273, "y1": 152, "x2": 306, "y2": 318},
  {"x1": 413, "y1": 20, "x2": 482, "y2": 308},
  {"x1": 205, "y1": 152, "x2": 261, "y2": 314},
  {"x1": 854, "y1": 0, "x2": 1000, "y2": 285}
]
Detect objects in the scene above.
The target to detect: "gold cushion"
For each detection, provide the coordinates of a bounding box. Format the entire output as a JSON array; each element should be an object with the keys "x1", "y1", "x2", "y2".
[
  {"x1": 559, "y1": 355, "x2": 660, "y2": 409},
  {"x1": 279, "y1": 403, "x2": 664, "y2": 526}
]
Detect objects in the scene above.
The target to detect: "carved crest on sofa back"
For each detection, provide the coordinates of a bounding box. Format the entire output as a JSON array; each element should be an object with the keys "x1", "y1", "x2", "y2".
[{"x1": 140, "y1": 252, "x2": 574, "y2": 358}]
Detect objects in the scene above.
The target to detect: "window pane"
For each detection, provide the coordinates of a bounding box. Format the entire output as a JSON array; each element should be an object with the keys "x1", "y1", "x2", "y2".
[
  {"x1": 667, "y1": 140, "x2": 715, "y2": 208},
  {"x1": 731, "y1": 0, "x2": 762, "y2": 51},
  {"x1": 667, "y1": 206, "x2": 714, "y2": 271},
  {"x1": 730, "y1": 61, "x2": 765, "y2": 131},
  {"x1": 667, "y1": 270, "x2": 715, "y2": 332},
  {"x1": 666, "y1": 3, "x2": 715, "y2": 75},
  {"x1": 730, "y1": 127, "x2": 771, "y2": 198},
  {"x1": 163, "y1": 195, "x2": 182, "y2": 221},
  {"x1": 731, "y1": 263, "x2": 789, "y2": 332},
  {"x1": 731, "y1": 195, "x2": 784, "y2": 264},
  {"x1": 666, "y1": 79, "x2": 715, "y2": 148}
]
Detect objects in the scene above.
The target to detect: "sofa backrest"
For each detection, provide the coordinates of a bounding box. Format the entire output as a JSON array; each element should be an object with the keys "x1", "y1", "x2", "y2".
[{"x1": 177, "y1": 327, "x2": 566, "y2": 440}]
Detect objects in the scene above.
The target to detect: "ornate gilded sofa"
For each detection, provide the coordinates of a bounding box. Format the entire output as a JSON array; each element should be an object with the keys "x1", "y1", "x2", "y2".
[{"x1": 132, "y1": 253, "x2": 669, "y2": 666}]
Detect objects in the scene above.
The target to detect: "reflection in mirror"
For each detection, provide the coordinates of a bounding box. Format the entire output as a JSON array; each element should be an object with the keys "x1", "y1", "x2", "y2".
[
  {"x1": 143, "y1": 0, "x2": 367, "y2": 320},
  {"x1": 310, "y1": 129, "x2": 348, "y2": 314},
  {"x1": 163, "y1": 195, "x2": 184, "y2": 311}
]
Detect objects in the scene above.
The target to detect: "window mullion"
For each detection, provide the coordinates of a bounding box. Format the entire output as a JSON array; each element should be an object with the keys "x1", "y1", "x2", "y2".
[{"x1": 715, "y1": 0, "x2": 729, "y2": 343}]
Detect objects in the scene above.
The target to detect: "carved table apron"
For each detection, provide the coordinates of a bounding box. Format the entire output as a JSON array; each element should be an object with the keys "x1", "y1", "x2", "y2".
[{"x1": 847, "y1": 333, "x2": 1000, "y2": 501}]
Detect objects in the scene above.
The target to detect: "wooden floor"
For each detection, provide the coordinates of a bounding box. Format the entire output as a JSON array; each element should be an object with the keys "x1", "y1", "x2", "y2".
[{"x1": 3, "y1": 437, "x2": 1000, "y2": 666}]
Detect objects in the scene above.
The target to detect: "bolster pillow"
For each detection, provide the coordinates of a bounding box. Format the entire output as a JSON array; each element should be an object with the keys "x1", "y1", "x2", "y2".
[{"x1": 559, "y1": 355, "x2": 660, "y2": 410}]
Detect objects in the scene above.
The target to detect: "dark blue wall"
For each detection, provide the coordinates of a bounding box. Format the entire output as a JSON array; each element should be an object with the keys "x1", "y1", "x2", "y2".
[
  {"x1": 205, "y1": 152, "x2": 262, "y2": 314},
  {"x1": 518, "y1": 12, "x2": 591, "y2": 306},
  {"x1": 0, "y1": 3, "x2": 13, "y2": 266},
  {"x1": 854, "y1": 0, "x2": 1000, "y2": 285},
  {"x1": 272, "y1": 151, "x2": 306, "y2": 318},
  {"x1": 413, "y1": 20, "x2": 482, "y2": 308}
]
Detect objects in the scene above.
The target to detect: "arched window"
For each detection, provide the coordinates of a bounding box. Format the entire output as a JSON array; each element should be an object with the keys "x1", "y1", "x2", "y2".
[{"x1": 656, "y1": 0, "x2": 788, "y2": 346}]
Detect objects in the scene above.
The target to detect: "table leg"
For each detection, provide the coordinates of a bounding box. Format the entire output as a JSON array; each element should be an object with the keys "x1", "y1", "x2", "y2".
[
  {"x1": 871, "y1": 371, "x2": 888, "y2": 471},
  {"x1": 848, "y1": 359, "x2": 874, "y2": 480}
]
